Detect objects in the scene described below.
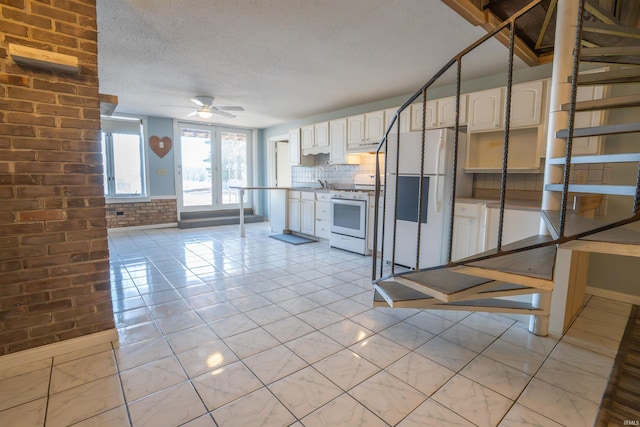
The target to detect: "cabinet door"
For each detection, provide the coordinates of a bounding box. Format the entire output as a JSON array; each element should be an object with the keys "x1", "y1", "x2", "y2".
[
  {"x1": 300, "y1": 200, "x2": 315, "y2": 235},
  {"x1": 315, "y1": 121, "x2": 329, "y2": 148},
  {"x1": 329, "y1": 118, "x2": 347, "y2": 164},
  {"x1": 410, "y1": 101, "x2": 437, "y2": 131},
  {"x1": 288, "y1": 199, "x2": 300, "y2": 232},
  {"x1": 347, "y1": 115, "x2": 365, "y2": 147},
  {"x1": 468, "y1": 88, "x2": 504, "y2": 132},
  {"x1": 288, "y1": 128, "x2": 301, "y2": 165},
  {"x1": 438, "y1": 95, "x2": 467, "y2": 127},
  {"x1": 452, "y1": 203, "x2": 481, "y2": 260},
  {"x1": 510, "y1": 81, "x2": 543, "y2": 128},
  {"x1": 573, "y1": 85, "x2": 605, "y2": 155},
  {"x1": 485, "y1": 208, "x2": 541, "y2": 250},
  {"x1": 365, "y1": 110, "x2": 385, "y2": 144},
  {"x1": 301, "y1": 125, "x2": 315, "y2": 149},
  {"x1": 384, "y1": 107, "x2": 410, "y2": 134}
]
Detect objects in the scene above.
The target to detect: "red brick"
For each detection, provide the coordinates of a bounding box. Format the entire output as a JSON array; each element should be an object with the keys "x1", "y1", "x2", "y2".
[
  {"x1": 7, "y1": 87, "x2": 56, "y2": 104},
  {"x1": 31, "y1": 2, "x2": 77, "y2": 23},
  {"x1": 35, "y1": 104, "x2": 81, "y2": 118},
  {"x1": 4, "y1": 314, "x2": 52, "y2": 330},
  {"x1": 0, "y1": 236, "x2": 19, "y2": 249},
  {"x1": 27, "y1": 299, "x2": 72, "y2": 314},
  {"x1": 0, "y1": 187, "x2": 14, "y2": 198},
  {"x1": 58, "y1": 95, "x2": 97, "y2": 107},
  {"x1": 33, "y1": 79, "x2": 78, "y2": 94},
  {"x1": 16, "y1": 185, "x2": 62, "y2": 196},
  {"x1": 0, "y1": 330, "x2": 28, "y2": 346},
  {"x1": 63, "y1": 163, "x2": 101, "y2": 174},
  {"x1": 0, "y1": 73, "x2": 28, "y2": 86},
  {"x1": 49, "y1": 241, "x2": 88, "y2": 255},
  {"x1": 0, "y1": 260, "x2": 22, "y2": 273},
  {"x1": 55, "y1": 20, "x2": 96, "y2": 41},
  {"x1": 0, "y1": 124, "x2": 36, "y2": 137},
  {"x1": 30, "y1": 320, "x2": 76, "y2": 338},
  {"x1": 31, "y1": 28, "x2": 78, "y2": 48},
  {"x1": 0, "y1": 292, "x2": 50, "y2": 310},
  {"x1": 38, "y1": 151, "x2": 83, "y2": 162},
  {"x1": 0, "y1": 223, "x2": 44, "y2": 235},
  {"x1": 41, "y1": 174, "x2": 84, "y2": 185},
  {"x1": 45, "y1": 219, "x2": 86, "y2": 232},
  {"x1": 23, "y1": 254, "x2": 70, "y2": 268},
  {"x1": 23, "y1": 277, "x2": 71, "y2": 293},
  {"x1": 0, "y1": 99, "x2": 33, "y2": 113},
  {"x1": 5, "y1": 112, "x2": 55, "y2": 126},
  {"x1": 19, "y1": 210, "x2": 65, "y2": 221},
  {"x1": 52, "y1": 305, "x2": 93, "y2": 322},
  {"x1": 63, "y1": 185, "x2": 102, "y2": 197},
  {"x1": 0, "y1": 0, "x2": 26, "y2": 8},
  {"x1": 12, "y1": 137, "x2": 61, "y2": 150},
  {"x1": 2, "y1": 6, "x2": 52, "y2": 28}
]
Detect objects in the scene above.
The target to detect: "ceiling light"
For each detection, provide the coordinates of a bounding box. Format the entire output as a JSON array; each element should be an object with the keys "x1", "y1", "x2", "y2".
[{"x1": 197, "y1": 110, "x2": 213, "y2": 119}]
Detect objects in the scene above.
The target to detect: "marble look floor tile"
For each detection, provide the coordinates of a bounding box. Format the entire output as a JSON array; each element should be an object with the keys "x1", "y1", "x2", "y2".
[
  {"x1": 570, "y1": 316, "x2": 625, "y2": 342},
  {"x1": 262, "y1": 316, "x2": 315, "y2": 343},
  {"x1": 387, "y1": 352, "x2": 455, "y2": 396},
  {"x1": 230, "y1": 294, "x2": 273, "y2": 311},
  {"x1": 50, "y1": 350, "x2": 117, "y2": 393},
  {"x1": 535, "y1": 358, "x2": 609, "y2": 404},
  {"x1": 245, "y1": 304, "x2": 291, "y2": 326},
  {"x1": 269, "y1": 366, "x2": 342, "y2": 419},
  {"x1": 165, "y1": 324, "x2": 219, "y2": 354},
  {"x1": 325, "y1": 298, "x2": 370, "y2": 318},
  {"x1": 120, "y1": 356, "x2": 187, "y2": 402},
  {"x1": 350, "y1": 370, "x2": 426, "y2": 426},
  {"x1": 305, "y1": 289, "x2": 344, "y2": 305},
  {"x1": 223, "y1": 327, "x2": 280, "y2": 358},
  {"x1": 440, "y1": 323, "x2": 496, "y2": 353},
  {"x1": 403, "y1": 311, "x2": 455, "y2": 335},
  {"x1": 432, "y1": 375, "x2": 512, "y2": 427},
  {"x1": 154, "y1": 309, "x2": 206, "y2": 334},
  {"x1": 244, "y1": 344, "x2": 307, "y2": 384},
  {"x1": 148, "y1": 299, "x2": 193, "y2": 320},
  {"x1": 461, "y1": 355, "x2": 531, "y2": 400},
  {"x1": 397, "y1": 399, "x2": 475, "y2": 427},
  {"x1": 181, "y1": 414, "x2": 217, "y2": 427},
  {"x1": 141, "y1": 289, "x2": 182, "y2": 306},
  {"x1": 46, "y1": 375, "x2": 124, "y2": 427},
  {"x1": 459, "y1": 312, "x2": 514, "y2": 337},
  {"x1": 276, "y1": 296, "x2": 321, "y2": 315},
  {"x1": 415, "y1": 336, "x2": 478, "y2": 371},
  {"x1": 313, "y1": 349, "x2": 380, "y2": 390},
  {"x1": 349, "y1": 334, "x2": 410, "y2": 368},
  {"x1": 517, "y1": 378, "x2": 599, "y2": 427},
  {"x1": 482, "y1": 339, "x2": 546, "y2": 375},
  {"x1": 193, "y1": 360, "x2": 262, "y2": 411},
  {"x1": 0, "y1": 367, "x2": 50, "y2": 411},
  {"x1": 561, "y1": 327, "x2": 620, "y2": 358},
  {"x1": 296, "y1": 306, "x2": 345, "y2": 329},
  {"x1": 498, "y1": 403, "x2": 562, "y2": 427},
  {"x1": 548, "y1": 341, "x2": 614, "y2": 378},
  {"x1": 261, "y1": 288, "x2": 300, "y2": 304},
  {"x1": 320, "y1": 319, "x2": 373, "y2": 346},
  {"x1": 499, "y1": 325, "x2": 558, "y2": 356},
  {"x1": 115, "y1": 336, "x2": 173, "y2": 371},
  {"x1": 0, "y1": 358, "x2": 50, "y2": 381},
  {"x1": 117, "y1": 321, "x2": 162, "y2": 347},
  {"x1": 211, "y1": 387, "x2": 296, "y2": 427},
  {"x1": 351, "y1": 309, "x2": 401, "y2": 332},
  {"x1": 0, "y1": 397, "x2": 46, "y2": 427},
  {"x1": 196, "y1": 302, "x2": 241, "y2": 323},
  {"x1": 72, "y1": 405, "x2": 131, "y2": 427},
  {"x1": 286, "y1": 331, "x2": 344, "y2": 364},
  {"x1": 176, "y1": 340, "x2": 238, "y2": 378},
  {"x1": 301, "y1": 393, "x2": 387, "y2": 427},
  {"x1": 379, "y1": 322, "x2": 434, "y2": 350},
  {"x1": 207, "y1": 313, "x2": 259, "y2": 338},
  {"x1": 55, "y1": 342, "x2": 115, "y2": 365},
  {"x1": 579, "y1": 306, "x2": 629, "y2": 328},
  {"x1": 428, "y1": 309, "x2": 473, "y2": 323},
  {"x1": 128, "y1": 381, "x2": 207, "y2": 427}
]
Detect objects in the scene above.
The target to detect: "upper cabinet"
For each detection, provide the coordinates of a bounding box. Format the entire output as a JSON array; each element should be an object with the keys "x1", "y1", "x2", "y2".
[
  {"x1": 329, "y1": 118, "x2": 348, "y2": 164},
  {"x1": 384, "y1": 107, "x2": 410, "y2": 134},
  {"x1": 347, "y1": 111, "x2": 385, "y2": 152},
  {"x1": 302, "y1": 122, "x2": 330, "y2": 155},
  {"x1": 468, "y1": 88, "x2": 504, "y2": 132},
  {"x1": 289, "y1": 128, "x2": 313, "y2": 166},
  {"x1": 410, "y1": 100, "x2": 437, "y2": 131},
  {"x1": 438, "y1": 95, "x2": 468, "y2": 128},
  {"x1": 510, "y1": 81, "x2": 544, "y2": 128},
  {"x1": 301, "y1": 125, "x2": 314, "y2": 150}
]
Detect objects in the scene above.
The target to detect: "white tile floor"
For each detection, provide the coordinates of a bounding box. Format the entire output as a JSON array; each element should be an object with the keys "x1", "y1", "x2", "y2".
[{"x1": 0, "y1": 223, "x2": 632, "y2": 426}]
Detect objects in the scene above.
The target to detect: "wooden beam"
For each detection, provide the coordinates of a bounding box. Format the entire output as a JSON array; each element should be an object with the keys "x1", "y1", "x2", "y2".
[
  {"x1": 481, "y1": 11, "x2": 540, "y2": 66},
  {"x1": 99, "y1": 93, "x2": 118, "y2": 116},
  {"x1": 9, "y1": 44, "x2": 79, "y2": 74},
  {"x1": 441, "y1": 0, "x2": 486, "y2": 26},
  {"x1": 535, "y1": 0, "x2": 558, "y2": 49}
]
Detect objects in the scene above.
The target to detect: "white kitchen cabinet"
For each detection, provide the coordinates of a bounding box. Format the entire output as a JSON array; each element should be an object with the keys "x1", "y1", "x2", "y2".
[
  {"x1": 510, "y1": 81, "x2": 544, "y2": 128},
  {"x1": 315, "y1": 193, "x2": 331, "y2": 239},
  {"x1": 485, "y1": 207, "x2": 541, "y2": 250},
  {"x1": 465, "y1": 127, "x2": 543, "y2": 172},
  {"x1": 410, "y1": 100, "x2": 437, "y2": 131},
  {"x1": 367, "y1": 195, "x2": 383, "y2": 252},
  {"x1": 301, "y1": 125, "x2": 314, "y2": 150},
  {"x1": 315, "y1": 121, "x2": 330, "y2": 149},
  {"x1": 468, "y1": 88, "x2": 504, "y2": 132},
  {"x1": 573, "y1": 85, "x2": 606, "y2": 155},
  {"x1": 300, "y1": 192, "x2": 315, "y2": 236},
  {"x1": 289, "y1": 129, "x2": 313, "y2": 166},
  {"x1": 302, "y1": 122, "x2": 330, "y2": 155},
  {"x1": 384, "y1": 107, "x2": 410, "y2": 134},
  {"x1": 437, "y1": 95, "x2": 468, "y2": 128},
  {"x1": 288, "y1": 191, "x2": 301, "y2": 232},
  {"x1": 452, "y1": 202, "x2": 483, "y2": 261},
  {"x1": 329, "y1": 118, "x2": 348, "y2": 164},
  {"x1": 347, "y1": 111, "x2": 386, "y2": 151}
]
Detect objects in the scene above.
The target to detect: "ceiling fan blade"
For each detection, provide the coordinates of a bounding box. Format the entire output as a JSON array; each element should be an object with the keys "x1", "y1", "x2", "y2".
[
  {"x1": 190, "y1": 98, "x2": 204, "y2": 107},
  {"x1": 186, "y1": 111, "x2": 198, "y2": 117},
  {"x1": 213, "y1": 106, "x2": 244, "y2": 111},
  {"x1": 213, "y1": 110, "x2": 236, "y2": 118}
]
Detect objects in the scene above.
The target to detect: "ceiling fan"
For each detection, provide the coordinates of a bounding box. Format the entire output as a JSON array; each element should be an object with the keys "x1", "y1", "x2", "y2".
[{"x1": 187, "y1": 96, "x2": 244, "y2": 119}]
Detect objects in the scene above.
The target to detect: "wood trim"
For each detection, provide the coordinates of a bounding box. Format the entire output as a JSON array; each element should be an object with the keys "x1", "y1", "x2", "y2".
[
  {"x1": 561, "y1": 240, "x2": 640, "y2": 257},
  {"x1": 585, "y1": 286, "x2": 640, "y2": 306},
  {"x1": 451, "y1": 265, "x2": 555, "y2": 290},
  {"x1": 9, "y1": 44, "x2": 79, "y2": 74},
  {"x1": 441, "y1": 0, "x2": 486, "y2": 26}
]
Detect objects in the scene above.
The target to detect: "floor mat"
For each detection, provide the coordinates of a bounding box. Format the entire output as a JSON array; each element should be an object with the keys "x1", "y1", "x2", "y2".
[
  {"x1": 269, "y1": 233, "x2": 317, "y2": 245},
  {"x1": 596, "y1": 304, "x2": 640, "y2": 426}
]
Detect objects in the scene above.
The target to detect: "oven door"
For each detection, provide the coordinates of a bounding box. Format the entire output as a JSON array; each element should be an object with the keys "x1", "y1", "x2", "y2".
[{"x1": 330, "y1": 198, "x2": 367, "y2": 239}]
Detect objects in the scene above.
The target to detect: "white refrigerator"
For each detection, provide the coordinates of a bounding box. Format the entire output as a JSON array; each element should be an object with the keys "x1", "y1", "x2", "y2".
[{"x1": 383, "y1": 128, "x2": 472, "y2": 269}]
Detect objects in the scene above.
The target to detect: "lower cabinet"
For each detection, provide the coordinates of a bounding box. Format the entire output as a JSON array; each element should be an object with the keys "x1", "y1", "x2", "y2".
[
  {"x1": 452, "y1": 203, "x2": 484, "y2": 261},
  {"x1": 315, "y1": 193, "x2": 331, "y2": 239},
  {"x1": 367, "y1": 196, "x2": 383, "y2": 252},
  {"x1": 288, "y1": 191, "x2": 301, "y2": 232},
  {"x1": 485, "y1": 207, "x2": 541, "y2": 250},
  {"x1": 287, "y1": 191, "x2": 316, "y2": 236}
]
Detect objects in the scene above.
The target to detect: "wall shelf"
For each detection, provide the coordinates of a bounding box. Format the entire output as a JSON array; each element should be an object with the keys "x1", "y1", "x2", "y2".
[{"x1": 9, "y1": 44, "x2": 79, "y2": 74}]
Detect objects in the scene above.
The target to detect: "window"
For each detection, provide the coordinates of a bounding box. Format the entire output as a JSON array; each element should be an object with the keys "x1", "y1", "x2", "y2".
[{"x1": 101, "y1": 118, "x2": 146, "y2": 197}]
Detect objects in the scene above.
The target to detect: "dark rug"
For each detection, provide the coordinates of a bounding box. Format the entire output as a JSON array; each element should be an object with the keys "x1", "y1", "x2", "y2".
[
  {"x1": 596, "y1": 304, "x2": 640, "y2": 426},
  {"x1": 269, "y1": 234, "x2": 317, "y2": 245}
]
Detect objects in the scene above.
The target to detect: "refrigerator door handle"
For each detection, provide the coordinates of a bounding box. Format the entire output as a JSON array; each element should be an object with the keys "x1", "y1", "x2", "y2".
[{"x1": 434, "y1": 136, "x2": 444, "y2": 212}]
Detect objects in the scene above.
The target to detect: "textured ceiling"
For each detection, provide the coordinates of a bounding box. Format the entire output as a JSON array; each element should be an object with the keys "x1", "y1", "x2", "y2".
[{"x1": 96, "y1": 0, "x2": 527, "y2": 129}]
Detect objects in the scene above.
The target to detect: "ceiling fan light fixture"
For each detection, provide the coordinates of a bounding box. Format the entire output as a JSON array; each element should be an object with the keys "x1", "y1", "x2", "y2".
[{"x1": 197, "y1": 110, "x2": 213, "y2": 119}]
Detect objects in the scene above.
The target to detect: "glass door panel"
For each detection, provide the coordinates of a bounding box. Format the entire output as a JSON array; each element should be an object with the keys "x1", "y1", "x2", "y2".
[
  {"x1": 180, "y1": 127, "x2": 214, "y2": 208},
  {"x1": 220, "y1": 130, "x2": 248, "y2": 206}
]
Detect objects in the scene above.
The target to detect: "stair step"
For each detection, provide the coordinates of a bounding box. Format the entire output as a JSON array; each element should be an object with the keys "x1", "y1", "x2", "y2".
[
  {"x1": 542, "y1": 210, "x2": 640, "y2": 256},
  {"x1": 582, "y1": 22, "x2": 640, "y2": 40},
  {"x1": 547, "y1": 153, "x2": 640, "y2": 165},
  {"x1": 573, "y1": 67, "x2": 640, "y2": 85},
  {"x1": 178, "y1": 214, "x2": 263, "y2": 229},
  {"x1": 373, "y1": 290, "x2": 544, "y2": 314},
  {"x1": 581, "y1": 46, "x2": 640, "y2": 57},
  {"x1": 561, "y1": 94, "x2": 640, "y2": 112},
  {"x1": 373, "y1": 280, "x2": 548, "y2": 308},
  {"x1": 451, "y1": 235, "x2": 557, "y2": 290},
  {"x1": 390, "y1": 267, "x2": 497, "y2": 303},
  {"x1": 544, "y1": 183, "x2": 636, "y2": 196},
  {"x1": 556, "y1": 122, "x2": 640, "y2": 138}
]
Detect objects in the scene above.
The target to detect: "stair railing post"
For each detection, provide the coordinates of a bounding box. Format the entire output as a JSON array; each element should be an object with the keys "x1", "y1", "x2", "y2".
[
  {"x1": 447, "y1": 59, "x2": 463, "y2": 264},
  {"x1": 415, "y1": 89, "x2": 428, "y2": 270},
  {"x1": 634, "y1": 162, "x2": 640, "y2": 216},
  {"x1": 391, "y1": 120, "x2": 402, "y2": 275},
  {"x1": 373, "y1": 137, "x2": 383, "y2": 281}
]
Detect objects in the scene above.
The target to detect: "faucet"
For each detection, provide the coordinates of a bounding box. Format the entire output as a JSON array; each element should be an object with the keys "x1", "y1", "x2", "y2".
[
  {"x1": 318, "y1": 179, "x2": 325, "y2": 188},
  {"x1": 324, "y1": 180, "x2": 330, "y2": 189}
]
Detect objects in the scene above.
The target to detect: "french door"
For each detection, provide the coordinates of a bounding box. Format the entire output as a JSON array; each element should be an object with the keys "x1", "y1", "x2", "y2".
[{"x1": 177, "y1": 123, "x2": 251, "y2": 212}]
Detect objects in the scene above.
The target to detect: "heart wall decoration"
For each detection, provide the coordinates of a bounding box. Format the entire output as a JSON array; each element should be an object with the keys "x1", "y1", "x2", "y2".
[{"x1": 149, "y1": 135, "x2": 172, "y2": 158}]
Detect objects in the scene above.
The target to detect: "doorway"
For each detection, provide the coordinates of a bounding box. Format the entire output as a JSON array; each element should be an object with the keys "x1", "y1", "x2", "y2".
[
  {"x1": 275, "y1": 140, "x2": 291, "y2": 187},
  {"x1": 176, "y1": 122, "x2": 252, "y2": 212}
]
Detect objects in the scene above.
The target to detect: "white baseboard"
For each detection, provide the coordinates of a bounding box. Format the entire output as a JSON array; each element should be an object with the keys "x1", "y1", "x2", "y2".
[
  {"x1": 586, "y1": 286, "x2": 640, "y2": 306},
  {"x1": 0, "y1": 329, "x2": 118, "y2": 371},
  {"x1": 108, "y1": 222, "x2": 178, "y2": 233}
]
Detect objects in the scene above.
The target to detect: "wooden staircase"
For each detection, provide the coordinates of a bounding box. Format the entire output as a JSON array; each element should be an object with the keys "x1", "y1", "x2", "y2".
[{"x1": 371, "y1": 0, "x2": 640, "y2": 325}]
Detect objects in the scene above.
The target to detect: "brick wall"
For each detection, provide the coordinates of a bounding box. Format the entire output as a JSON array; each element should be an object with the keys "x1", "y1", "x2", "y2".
[
  {"x1": 106, "y1": 199, "x2": 178, "y2": 228},
  {"x1": 0, "y1": 0, "x2": 114, "y2": 355}
]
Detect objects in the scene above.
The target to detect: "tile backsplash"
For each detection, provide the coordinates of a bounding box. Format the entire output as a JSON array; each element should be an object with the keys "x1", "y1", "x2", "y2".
[{"x1": 291, "y1": 153, "x2": 382, "y2": 187}]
